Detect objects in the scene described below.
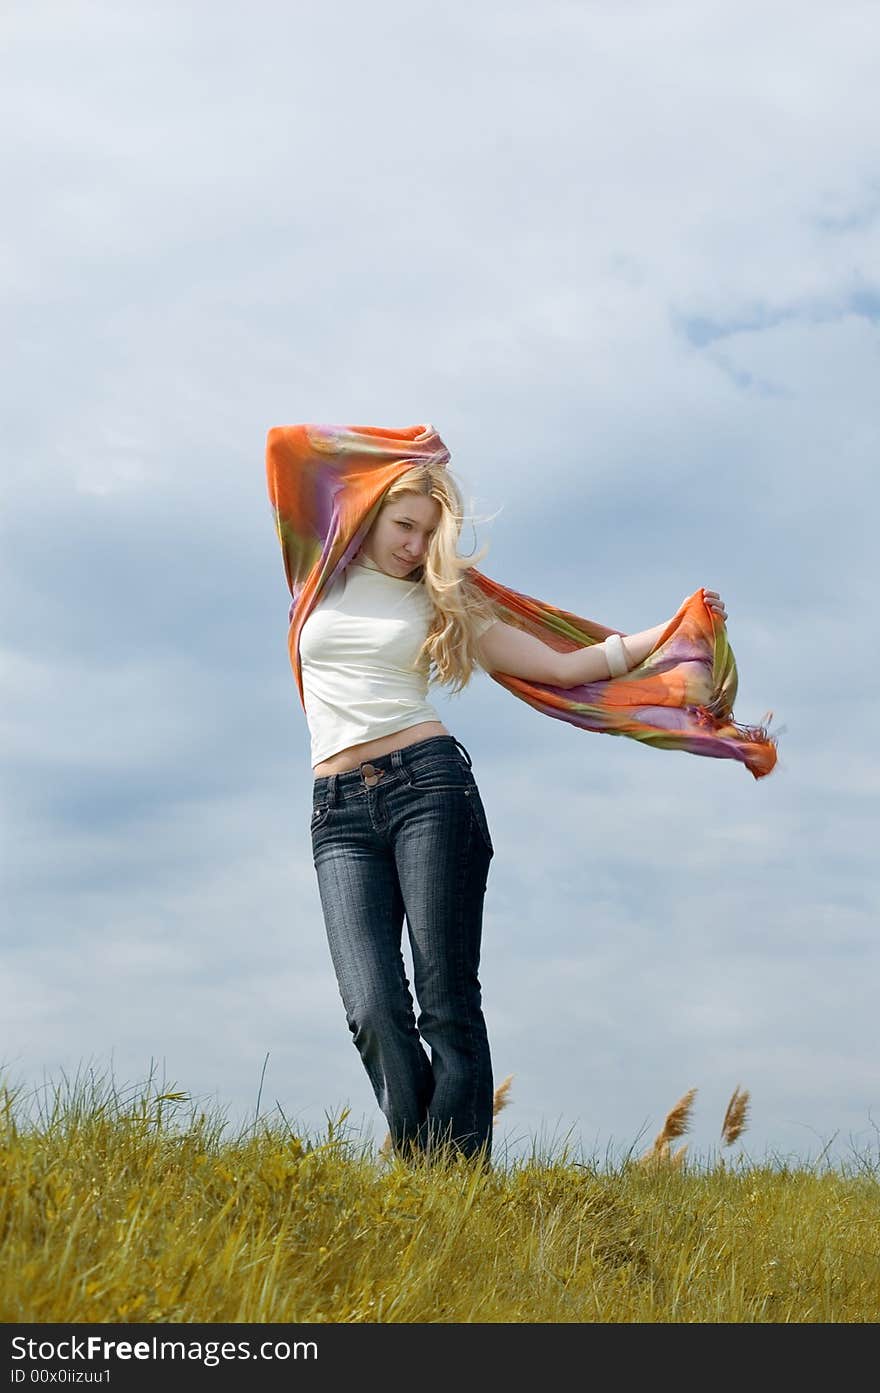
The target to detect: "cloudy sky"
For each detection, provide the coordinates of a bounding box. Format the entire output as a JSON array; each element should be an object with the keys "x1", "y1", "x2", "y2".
[{"x1": 3, "y1": 0, "x2": 877, "y2": 1169}]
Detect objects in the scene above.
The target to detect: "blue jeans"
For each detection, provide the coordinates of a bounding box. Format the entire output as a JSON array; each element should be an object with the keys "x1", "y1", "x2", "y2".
[{"x1": 310, "y1": 735, "x2": 495, "y2": 1164}]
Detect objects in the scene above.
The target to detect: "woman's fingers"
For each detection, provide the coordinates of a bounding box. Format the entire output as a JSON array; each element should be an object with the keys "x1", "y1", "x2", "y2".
[{"x1": 678, "y1": 589, "x2": 728, "y2": 620}]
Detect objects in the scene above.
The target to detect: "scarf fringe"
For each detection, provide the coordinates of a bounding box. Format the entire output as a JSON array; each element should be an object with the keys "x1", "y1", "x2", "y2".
[{"x1": 693, "y1": 705, "x2": 779, "y2": 779}]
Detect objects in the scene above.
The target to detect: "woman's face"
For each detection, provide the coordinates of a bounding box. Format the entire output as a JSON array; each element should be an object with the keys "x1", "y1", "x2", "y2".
[{"x1": 360, "y1": 493, "x2": 441, "y2": 578}]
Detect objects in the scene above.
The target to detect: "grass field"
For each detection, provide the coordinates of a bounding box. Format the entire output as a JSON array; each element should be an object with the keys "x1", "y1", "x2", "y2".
[{"x1": 2, "y1": 1066, "x2": 878, "y2": 1323}]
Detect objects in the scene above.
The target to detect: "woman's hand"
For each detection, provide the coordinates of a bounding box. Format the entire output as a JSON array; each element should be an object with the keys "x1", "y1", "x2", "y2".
[
  {"x1": 679, "y1": 590, "x2": 728, "y2": 621},
  {"x1": 703, "y1": 589, "x2": 727, "y2": 621}
]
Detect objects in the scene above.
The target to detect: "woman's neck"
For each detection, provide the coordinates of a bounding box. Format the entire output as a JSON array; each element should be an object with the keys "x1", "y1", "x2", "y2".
[{"x1": 354, "y1": 554, "x2": 420, "y2": 581}]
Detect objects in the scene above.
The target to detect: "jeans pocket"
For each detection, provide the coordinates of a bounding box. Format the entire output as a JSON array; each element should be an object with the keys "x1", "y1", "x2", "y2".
[
  {"x1": 310, "y1": 804, "x2": 331, "y2": 833},
  {"x1": 407, "y1": 757, "x2": 471, "y2": 792},
  {"x1": 464, "y1": 786, "x2": 494, "y2": 857}
]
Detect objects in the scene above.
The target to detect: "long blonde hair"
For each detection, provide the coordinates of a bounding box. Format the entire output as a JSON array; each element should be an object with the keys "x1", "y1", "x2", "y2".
[{"x1": 375, "y1": 463, "x2": 500, "y2": 694}]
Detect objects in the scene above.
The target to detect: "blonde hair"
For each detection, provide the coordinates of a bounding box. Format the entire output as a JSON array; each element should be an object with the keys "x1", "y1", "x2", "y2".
[{"x1": 374, "y1": 463, "x2": 500, "y2": 695}]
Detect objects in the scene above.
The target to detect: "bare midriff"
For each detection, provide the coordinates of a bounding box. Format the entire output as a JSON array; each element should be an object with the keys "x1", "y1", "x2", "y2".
[{"x1": 312, "y1": 720, "x2": 452, "y2": 776}]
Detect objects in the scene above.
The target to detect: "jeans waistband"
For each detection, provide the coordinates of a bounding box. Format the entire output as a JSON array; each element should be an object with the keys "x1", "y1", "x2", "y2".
[{"x1": 313, "y1": 734, "x2": 473, "y2": 800}]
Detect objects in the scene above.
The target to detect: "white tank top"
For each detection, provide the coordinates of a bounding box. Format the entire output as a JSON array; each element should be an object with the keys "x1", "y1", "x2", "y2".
[{"x1": 300, "y1": 557, "x2": 493, "y2": 768}]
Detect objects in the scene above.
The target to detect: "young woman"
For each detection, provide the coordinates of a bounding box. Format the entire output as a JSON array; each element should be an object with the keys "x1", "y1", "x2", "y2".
[{"x1": 297, "y1": 456, "x2": 727, "y2": 1166}]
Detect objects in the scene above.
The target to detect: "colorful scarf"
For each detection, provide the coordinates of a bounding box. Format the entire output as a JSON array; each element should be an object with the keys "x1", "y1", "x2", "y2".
[{"x1": 266, "y1": 423, "x2": 778, "y2": 779}]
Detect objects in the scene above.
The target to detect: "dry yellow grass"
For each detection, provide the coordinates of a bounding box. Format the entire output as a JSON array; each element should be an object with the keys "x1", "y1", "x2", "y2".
[{"x1": 4, "y1": 1068, "x2": 879, "y2": 1323}]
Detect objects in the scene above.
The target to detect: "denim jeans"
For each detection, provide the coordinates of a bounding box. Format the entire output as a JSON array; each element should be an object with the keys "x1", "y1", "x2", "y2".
[{"x1": 310, "y1": 734, "x2": 495, "y2": 1164}]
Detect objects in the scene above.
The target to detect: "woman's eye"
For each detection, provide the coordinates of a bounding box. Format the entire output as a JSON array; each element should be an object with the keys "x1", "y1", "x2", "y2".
[{"x1": 399, "y1": 522, "x2": 412, "y2": 530}]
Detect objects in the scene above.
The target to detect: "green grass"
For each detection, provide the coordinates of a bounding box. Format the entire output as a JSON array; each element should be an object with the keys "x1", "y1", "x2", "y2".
[{"x1": 2, "y1": 1065, "x2": 879, "y2": 1323}]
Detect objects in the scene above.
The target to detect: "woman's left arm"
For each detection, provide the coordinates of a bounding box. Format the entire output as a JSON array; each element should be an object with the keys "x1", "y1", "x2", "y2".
[
  {"x1": 476, "y1": 623, "x2": 570, "y2": 685},
  {"x1": 478, "y1": 591, "x2": 728, "y2": 689},
  {"x1": 558, "y1": 617, "x2": 674, "y2": 687},
  {"x1": 558, "y1": 589, "x2": 728, "y2": 688}
]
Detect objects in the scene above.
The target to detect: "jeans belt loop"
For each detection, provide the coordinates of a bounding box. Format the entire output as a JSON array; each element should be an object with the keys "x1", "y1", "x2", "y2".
[{"x1": 453, "y1": 738, "x2": 473, "y2": 769}]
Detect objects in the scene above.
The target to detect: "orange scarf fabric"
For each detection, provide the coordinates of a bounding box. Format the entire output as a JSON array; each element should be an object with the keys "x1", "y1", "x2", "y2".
[{"x1": 266, "y1": 422, "x2": 778, "y2": 779}]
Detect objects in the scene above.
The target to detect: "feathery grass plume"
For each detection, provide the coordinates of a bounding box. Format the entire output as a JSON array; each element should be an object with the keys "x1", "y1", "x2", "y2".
[
  {"x1": 492, "y1": 1074, "x2": 514, "y2": 1119},
  {"x1": 637, "y1": 1087, "x2": 698, "y2": 1169},
  {"x1": 641, "y1": 1139, "x2": 670, "y2": 1169},
  {"x1": 721, "y1": 1086, "x2": 750, "y2": 1147},
  {"x1": 661, "y1": 1087, "x2": 698, "y2": 1141},
  {"x1": 379, "y1": 1075, "x2": 514, "y2": 1158}
]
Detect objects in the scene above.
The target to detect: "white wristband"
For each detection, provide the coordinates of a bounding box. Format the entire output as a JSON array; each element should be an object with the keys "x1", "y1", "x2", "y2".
[{"x1": 604, "y1": 633, "x2": 629, "y2": 678}]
